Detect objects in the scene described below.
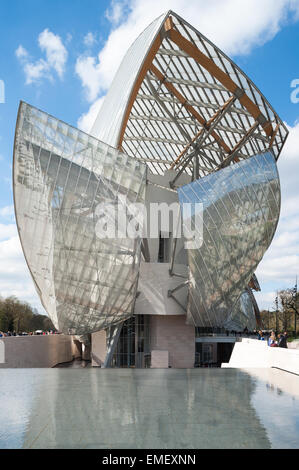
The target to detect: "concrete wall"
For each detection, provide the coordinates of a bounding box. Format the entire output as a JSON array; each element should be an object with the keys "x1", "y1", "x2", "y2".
[
  {"x1": 151, "y1": 350, "x2": 169, "y2": 368},
  {"x1": 150, "y1": 315, "x2": 195, "y2": 368},
  {"x1": 91, "y1": 330, "x2": 107, "y2": 367},
  {"x1": 145, "y1": 170, "x2": 190, "y2": 264},
  {"x1": 135, "y1": 263, "x2": 188, "y2": 316},
  {"x1": 222, "y1": 338, "x2": 299, "y2": 375},
  {"x1": 0, "y1": 335, "x2": 77, "y2": 368}
]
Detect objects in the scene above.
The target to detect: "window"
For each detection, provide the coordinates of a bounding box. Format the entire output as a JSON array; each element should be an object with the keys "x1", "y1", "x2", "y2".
[{"x1": 158, "y1": 232, "x2": 171, "y2": 263}]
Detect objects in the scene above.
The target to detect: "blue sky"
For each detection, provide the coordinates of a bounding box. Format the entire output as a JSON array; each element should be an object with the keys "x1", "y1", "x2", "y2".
[{"x1": 0, "y1": 0, "x2": 299, "y2": 313}]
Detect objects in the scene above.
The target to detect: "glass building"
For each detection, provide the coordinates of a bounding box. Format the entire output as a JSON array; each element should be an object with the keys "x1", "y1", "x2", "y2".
[{"x1": 13, "y1": 11, "x2": 288, "y2": 368}]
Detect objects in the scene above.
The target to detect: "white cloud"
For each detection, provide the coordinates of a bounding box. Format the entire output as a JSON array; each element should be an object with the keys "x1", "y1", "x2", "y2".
[
  {"x1": 38, "y1": 29, "x2": 68, "y2": 78},
  {"x1": 105, "y1": 0, "x2": 130, "y2": 26},
  {"x1": 0, "y1": 235, "x2": 42, "y2": 310},
  {"x1": 0, "y1": 223, "x2": 17, "y2": 240},
  {"x1": 23, "y1": 59, "x2": 49, "y2": 85},
  {"x1": 77, "y1": 0, "x2": 299, "y2": 132},
  {"x1": 75, "y1": 56, "x2": 102, "y2": 102},
  {"x1": 15, "y1": 45, "x2": 28, "y2": 60},
  {"x1": 255, "y1": 291, "x2": 277, "y2": 309},
  {"x1": 255, "y1": 123, "x2": 299, "y2": 309},
  {"x1": 0, "y1": 205, "x2": 14, "y2": 217},
  {"x1": 16, "y1": 29, "x2": 68, "y2": 85},
  {"x1": 66, "y1": 33, "x2": 73, "y2": 44},
  {"x1": 83, "y1": 32, "x2": 97, "y2": 47},
  {"x1": 77, "y1": 97, "x2": 104, "y2": 132}
]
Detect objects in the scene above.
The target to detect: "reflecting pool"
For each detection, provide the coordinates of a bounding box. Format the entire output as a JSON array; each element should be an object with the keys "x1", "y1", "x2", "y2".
[{"x1": 0, "y1": 368, "x2": 298, "y2": 449}]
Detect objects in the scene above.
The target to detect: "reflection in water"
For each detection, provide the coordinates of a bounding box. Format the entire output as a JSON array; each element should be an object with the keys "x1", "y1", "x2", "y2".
[
  {"x1": 245, "y1": 368, "x2": 299, "y2": 449},
  {"x1": 0, "y1": 369, "x2": 298, "y2": 449},
  {"x1": 0, "y1": 370, "x2": 40, "y2": 449}
]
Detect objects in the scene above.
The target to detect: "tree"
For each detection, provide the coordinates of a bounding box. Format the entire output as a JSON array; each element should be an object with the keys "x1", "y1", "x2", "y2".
[
  {"x1": 0, "y1": 296, "x2": 54, "y2": 333},
  {"x1": 259, "y1": 286, "x2": 299, "y2": 335},
  {"x1": 260, "y1": 309, "x2": 273, "y2": 330},
  {"x1": 275, "y1": 291, "x2": 293, "y2": 332},
  {"x1": 0, "y1": 297, "x2": 15, "y2": 331},
  {"x1": 279, "y1": 286, "x2": 299, "y2": 337}
]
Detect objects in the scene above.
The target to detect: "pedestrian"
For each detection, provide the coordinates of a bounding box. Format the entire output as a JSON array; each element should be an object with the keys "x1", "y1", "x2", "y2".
[
  {"x1": 278, "y1": 332, "x2": 288, "y2": 348},
  {"x1": 258, "y1": 330, "x2": 265, "y2": 340},
  {"x1": 278, "y1": 334, "x2": 285, "y2": 348},
  {"x1": 268, "y1": 331, "x2": 277, "y2": 347},
  {"x1": 284, "y1": 331, "x2": 288, "y2": 342}
]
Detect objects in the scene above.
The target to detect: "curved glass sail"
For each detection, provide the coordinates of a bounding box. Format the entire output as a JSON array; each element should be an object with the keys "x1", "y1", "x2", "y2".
[
  {"x1": 224, "y1": 289, "x2": 257, "y2": 332},
  {"x1": 178, "y1": 151, "x2": 280, "y2": 328},
  {"x1": 13, "y1": 102, "x2": 146, "y2": 334},
  {"x1": 90, "y1": 12, "x2": 168, "y2": 146},
  {"x1": 91, "y1": 11, "x2": 288, "y2": 177}
]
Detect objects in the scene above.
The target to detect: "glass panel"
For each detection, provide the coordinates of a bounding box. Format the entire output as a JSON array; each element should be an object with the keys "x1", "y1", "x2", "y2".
[
  {"x1": 224, "y1": 289, "x2": 257, "y2": 332},
  {"x1": 14, "y1": 102, "x2": 147, "y2": 335},
  {"x1": 178, "y1": 151, "x2": 280, "y2": 328}
]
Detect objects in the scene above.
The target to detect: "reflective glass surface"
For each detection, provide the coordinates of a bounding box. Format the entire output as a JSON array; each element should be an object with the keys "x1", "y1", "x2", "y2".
[
  {"x1": 224, "y1": 290, "x2": 257, "y2": 332},
  {"x1": 178, "y1": 151, "x2": 280, "y2": 328},
  {"x1": 13, "y1": 102, "x2": 146, "y2": 334}
]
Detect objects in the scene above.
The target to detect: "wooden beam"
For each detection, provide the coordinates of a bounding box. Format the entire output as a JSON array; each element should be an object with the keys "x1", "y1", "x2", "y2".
[
  {"x1": 169, "y1": 96, "x2": 236, "y2": 170},
  {"x1": 168, "y1": 28, "x2": 273, "y2": 138},
  {"x1": 150, "y1": 64, "x2": 231, "y2": 154},
  {"x1": 170, "y1": 128, "x2": 204, "y2": 170},
  {"x1": 207, "y1": 95, "x2": 236, "y2": 126},
  {"x1": 164, "y1": 16, "x2": 174, "y2": 32},
  {"x1": 269, "y1": 122, "x2": 280, "y2": 148},
  {"x1": 217, "y1": 121, "x2": 259, "y2": 170}
]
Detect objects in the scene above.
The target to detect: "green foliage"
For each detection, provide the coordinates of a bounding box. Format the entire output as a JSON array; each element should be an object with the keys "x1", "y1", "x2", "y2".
[
  {"x1": 260, "y1": 285, "x2": 299, "y2": 337},
  {"x1": 0, "y1": 296, "x2": 54, "y2": 333}
]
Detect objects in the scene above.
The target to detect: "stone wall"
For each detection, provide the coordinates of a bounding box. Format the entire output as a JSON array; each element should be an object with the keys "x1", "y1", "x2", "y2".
[
  {"x1": 151, "y1": 350, "x2": 169, "y2": 368},
  {"x1": 150, "y1": 315, "x2": 195, "y2": 368},
  {"x1": 0, "y1": 335, "x2": 77, "y2": 368},
  {"x1": 91, "y1": 330, "x2": 107, "y2": 367}
]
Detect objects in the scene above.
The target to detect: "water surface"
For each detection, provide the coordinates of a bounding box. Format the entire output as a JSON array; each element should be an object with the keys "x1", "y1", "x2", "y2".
[{"x1": 0, "y1": 368, "x2": 298, "y2": 449}]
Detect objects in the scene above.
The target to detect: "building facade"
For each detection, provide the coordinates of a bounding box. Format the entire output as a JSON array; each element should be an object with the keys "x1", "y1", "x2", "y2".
[{"x1": 13, "y1": 11, "x2": 288, "y2": 368}]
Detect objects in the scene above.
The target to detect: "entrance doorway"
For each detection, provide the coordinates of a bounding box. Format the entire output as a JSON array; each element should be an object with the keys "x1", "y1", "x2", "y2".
[{"x1": 195, "y1": 341, "x2": 235, "y2": 367}]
